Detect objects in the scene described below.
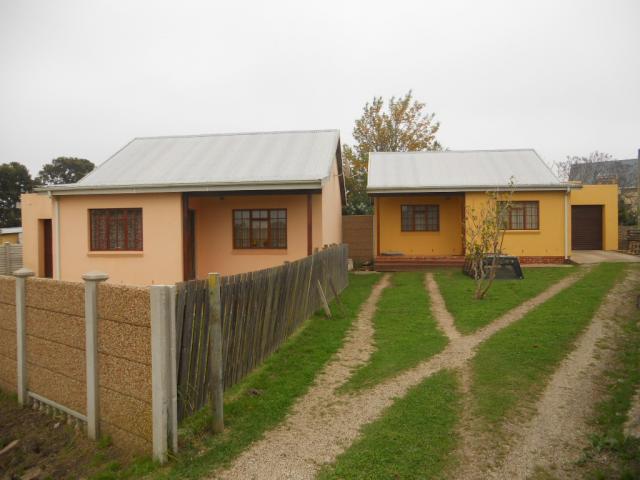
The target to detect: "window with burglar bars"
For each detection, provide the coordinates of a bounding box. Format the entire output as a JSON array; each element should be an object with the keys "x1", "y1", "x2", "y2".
[
  {"x1": 501, "y1": 201, "x2": 540, "y2": 230},
  {"x1": 90, "y1": 208, "x2": 143, "y2": 251},
  {"x1": 401, "y1": 205, "x2": 440, "y2": 232},
  {"x1": 233, "y1": 209, "x2": 287, "y2": 249}
]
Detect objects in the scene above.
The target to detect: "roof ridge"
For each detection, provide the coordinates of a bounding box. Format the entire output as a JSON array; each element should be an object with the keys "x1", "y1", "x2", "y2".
[{"x1": 133, "y1": 128, "x2": 340, "y2": 141}]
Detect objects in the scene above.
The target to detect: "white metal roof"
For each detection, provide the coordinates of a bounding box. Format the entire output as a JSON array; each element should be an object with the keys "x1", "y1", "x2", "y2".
[
  {"x1": 367, "y1": 149, "x2": 570, "y2": 193},
  {"x1": 44, "y1": 129, "x2": 341, "y2": 195}
]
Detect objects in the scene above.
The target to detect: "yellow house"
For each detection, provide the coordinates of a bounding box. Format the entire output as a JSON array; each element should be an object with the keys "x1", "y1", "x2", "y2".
[
  {"x1": 21, "y1": 130, "x2": 345, "y2": 285},
  {"x1": 0, "y1": 227, "x2": 22, "y2": 244},
  {"x1": 367, "y1": 150, "x2": 618, "y2": 270}
]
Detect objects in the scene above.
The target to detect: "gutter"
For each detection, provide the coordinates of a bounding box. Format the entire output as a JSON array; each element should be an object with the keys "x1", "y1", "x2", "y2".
[
  {"x1": 52, "y1": 194, "x2": 61, "y2": 280},
  {"x1": 367, "y1": 183, "x2": 581, "y2": 195},
  {"x1": 37, "y1": 179, "x2": 324, "y2": 196}
]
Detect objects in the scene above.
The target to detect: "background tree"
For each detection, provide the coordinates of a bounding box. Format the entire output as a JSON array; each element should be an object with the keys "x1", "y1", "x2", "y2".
[
  {"x1": 0, "y1": 162, "x2": 34, "y2": 227},
  {"x1": 555, "y1": 151, "x2": 613, "y2": 181},
  {"x1": 36, "y1": 157, "x2": 95, "y2": 185},
  {"x1": 342, "y1": 91, "x2": 441, "y2": 214}
]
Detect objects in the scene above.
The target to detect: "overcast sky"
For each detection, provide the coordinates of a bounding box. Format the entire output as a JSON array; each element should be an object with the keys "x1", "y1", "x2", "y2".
[{"x1": 1, "y1": 0, "x2": 638, "y2": 176}]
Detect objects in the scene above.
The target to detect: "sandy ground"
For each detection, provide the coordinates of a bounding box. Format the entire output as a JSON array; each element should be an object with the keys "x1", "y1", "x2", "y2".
[
  {"x1": 425, "y1": 273, "x2": 461, "y2": 341},
  {"x1": 211, "y1": 273, "x2": 391, "y2": 480},
  {"x1": 212, "y1": 270, "x2": 582, "y2": 480},
  {"x1": 464, "y1": 267, "x2": 640, "y2": 480}
]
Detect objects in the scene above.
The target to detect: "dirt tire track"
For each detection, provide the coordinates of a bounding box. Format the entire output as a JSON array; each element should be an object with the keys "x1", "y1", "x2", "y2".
[
  {"x1": 425, "y1": 272, "x2": 461, "y2": 341},
  {"x1": 486, "y1": 266, "x2": 640, "y2": 479},
  {"x1": 212, "y1": 270, "x2": 583, "y2": 480},
  {"x1": 211, "y1": 273, "x2": 391, "y2": 480}
]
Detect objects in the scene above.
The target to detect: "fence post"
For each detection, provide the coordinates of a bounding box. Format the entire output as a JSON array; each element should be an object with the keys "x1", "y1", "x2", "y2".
[
  {"x1": 167, "y1": 285, "x2": 178, "y2": 453},
  {"x1": 82, "y1": 271, "x2": 108, "y2": 441},
  {"x1": 150, "y1": 285, "x2": 173, "y2": 463},
  {"x1": 14, "y1": 268, "x2": 34, "y2": 406},
  {"x1": 208, "y1": 272, "x2": 224, "y2": 434}
]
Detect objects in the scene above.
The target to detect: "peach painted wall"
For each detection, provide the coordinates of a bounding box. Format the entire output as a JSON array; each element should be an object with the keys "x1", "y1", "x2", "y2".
[
  {"x1": 56, "y1": 194, "x2": 183, "y2": 285},
  {"x1": 377, "y1": 195, "x2": 464, "y2": 255},
  {"x1": 321, "y1": 156, "x2": 343, "y2": 246},
  {"x1": 312, "y1": 193, "x2": 323, "y2": 250},
  {"x1": 21, "y1": 193, "x2": 53, "y2": 277},
  {"x1": 188, "y1": 193, "x2": 323, "y2": 277}
]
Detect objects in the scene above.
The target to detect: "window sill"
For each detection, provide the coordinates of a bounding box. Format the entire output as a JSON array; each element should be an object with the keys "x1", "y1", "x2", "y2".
[
  {"x1": 87, "y1": 251, "x2": 144, "y2": 257},
  {"x1": 504, "y1": 230, "x2": 541, "y2": 234},
  {"x1": 232, "y1": 249, "x2": 288, "y2": 254}
]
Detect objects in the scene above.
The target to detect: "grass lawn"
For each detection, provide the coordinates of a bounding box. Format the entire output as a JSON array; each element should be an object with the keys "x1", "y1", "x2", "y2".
[
  {"x1": 91, "y1": 273, "x2": 381, "y2": 480},
  {"x1": 435, "y1": 266, "x2": 575, "y2": 334},
  {"x1": 471, "y1": 263, "x2": 626, "y2": 425},
  {"x1": 319, "y1": 370, "x2": 460, "y2": 480},
  {"x1": 340, "y1": 272, "x2": 448, "y2": 392}
]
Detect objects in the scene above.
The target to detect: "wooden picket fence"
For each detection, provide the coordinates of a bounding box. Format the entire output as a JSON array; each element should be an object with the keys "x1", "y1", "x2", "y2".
[
  {"x1": 0, "y1": 243, "x2": 23, "y2": 275},
  {"x1": 174, "y1": 244, "x2": 349, "y2": 420}
]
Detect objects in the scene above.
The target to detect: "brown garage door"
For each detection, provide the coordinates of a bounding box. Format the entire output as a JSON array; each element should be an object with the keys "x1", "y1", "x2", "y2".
[{"x1": 572, "y1": 205, "x2": 603, "y2": 250}]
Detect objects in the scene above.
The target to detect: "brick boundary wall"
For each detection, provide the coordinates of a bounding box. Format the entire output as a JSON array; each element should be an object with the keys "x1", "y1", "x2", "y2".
[
  {"x1": 97, "y1": 283, "x2": 152, "y2": 452},
  {"x1": 342, "y1": 215, "x2": 373, "y2": 263},
  {"x1": 0, "y1": 276, "x2": 16, "y2": 393},
  {"x1": 620, "y1": 225, "x2": 635, "y2": 251},
  {"x1": 0, "y1": 275, "x2": 157, "y2": 455}
]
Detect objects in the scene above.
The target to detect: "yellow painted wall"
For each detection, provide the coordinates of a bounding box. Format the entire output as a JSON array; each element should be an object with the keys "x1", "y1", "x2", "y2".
[
  {"x1": 56, "y1": 194, "x2": 183, "y2": 285},
  {"x1": 0, "y1": 233, "x2": 19, "y2": 244},
  {"x1": 569, "y1": 184, "x2": 618, "y2": 250},
  {"x1": 465, "y1": 190, "x2": 567, "y2": 257},
  {"x1": 21, "y1": 193, "x2": 53, "y2": 277},
  {"x1": 376, "y1": 190, "x2": 568, "y2": 258},
  {"x1": 377, "y1": 195, "x2": 464, "y2": 255}
]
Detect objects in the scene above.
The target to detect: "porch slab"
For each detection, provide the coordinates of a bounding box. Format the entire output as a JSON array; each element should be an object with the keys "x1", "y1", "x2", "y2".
[
  {"x1": 571, "y1": 250, "x2": 640, "y2": 264},
  {"x1": 375, "y1": 255, "x2": 465, "y2": 271}
]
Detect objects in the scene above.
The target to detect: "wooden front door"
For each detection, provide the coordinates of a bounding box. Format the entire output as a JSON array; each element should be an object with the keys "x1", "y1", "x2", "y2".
[
  {"x1": 183, "y1": 209, "x2": 196, "y2": 280},
  {"x1": 43, "y1": 219, "x2": 53, "y2": 278},
  {"x1": 571, "y1": 205, "x2": 603, "y2": 250}
]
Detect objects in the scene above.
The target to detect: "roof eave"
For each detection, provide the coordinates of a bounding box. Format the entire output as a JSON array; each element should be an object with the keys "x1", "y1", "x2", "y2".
[
  {"x1": 367, "y1": 184, "x2": 578, "y2": 195},
  {"x1": 38, "y1": 180, "x2": 323, "y2": 196}
]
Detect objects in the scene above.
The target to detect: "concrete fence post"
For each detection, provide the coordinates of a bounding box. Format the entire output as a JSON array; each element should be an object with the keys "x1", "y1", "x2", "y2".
[
  {"x1": 150, "y1": 285, "x2": 175, "y2": 464},
  {"x1": 207, "y1": 272, "x2": 224, "y2": 434},
  {"x1": 167, "y1": 285, "x2": 178, "y2": 454},
  {"x1": 14, "y1": 268, "x2": 34, "y2": 405},
  {"x1": 82, "y1": 271, "x2": 108, "y2": 440}
]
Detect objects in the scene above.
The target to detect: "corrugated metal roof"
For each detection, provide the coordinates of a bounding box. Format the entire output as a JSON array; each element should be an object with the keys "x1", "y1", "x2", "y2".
[
  {"x1": 367, "y1": 149, "x2": 568, "y2": 193},
  {"x1": 46, "y1": 129, "x2": 340, "y2": 194}
]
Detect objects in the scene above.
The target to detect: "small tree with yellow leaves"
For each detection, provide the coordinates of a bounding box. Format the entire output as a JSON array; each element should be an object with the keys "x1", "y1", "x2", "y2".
[{"x1": 464, "y1": 180, "x2": 515, "y2": 299}]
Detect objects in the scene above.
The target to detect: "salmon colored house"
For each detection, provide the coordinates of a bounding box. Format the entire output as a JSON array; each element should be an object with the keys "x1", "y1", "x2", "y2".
[
  {"x1": 22, "y1": 130, "x2": 345, "y2": 285},
  {"x1": 367, "y1": 150, "x2": 618, "y2": 270}
]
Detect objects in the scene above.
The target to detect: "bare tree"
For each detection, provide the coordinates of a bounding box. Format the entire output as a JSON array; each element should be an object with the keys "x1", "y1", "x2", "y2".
[
  {"x1": 555, "y1": 151, "x2": 614, "y2": 182},
  {"x1": 464, "y1": 180, "x2": 515, "y2": 300}
]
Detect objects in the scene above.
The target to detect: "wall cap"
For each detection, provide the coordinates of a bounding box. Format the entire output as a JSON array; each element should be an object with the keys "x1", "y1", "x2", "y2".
[
  {"x1": 82, "y1": 271, "x2": 109, "y2": 282},
  {"x1": 13, "y1": 268, "x2": 35, "y2": 278}
]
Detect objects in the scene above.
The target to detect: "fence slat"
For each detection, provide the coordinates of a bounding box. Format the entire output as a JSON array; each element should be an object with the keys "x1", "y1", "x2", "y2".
[{"x1": 174, "y1": 244, "x2": 349, "y2": 420}]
